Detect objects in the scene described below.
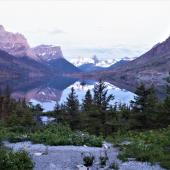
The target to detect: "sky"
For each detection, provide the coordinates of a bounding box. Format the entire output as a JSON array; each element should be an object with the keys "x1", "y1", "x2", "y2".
[{"x1": 0, "y1": 0, "x2": 170, "y2": 60}]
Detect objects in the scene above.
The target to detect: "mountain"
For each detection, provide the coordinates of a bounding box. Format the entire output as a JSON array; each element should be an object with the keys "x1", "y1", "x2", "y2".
[
  {"x1": 0, "y1": 25, "x2": 39, "y2": 61},
  {"x1": 0, "y1": 26, "x2": 80, "y2": 77},
  {"x1": 0, "y1": 49, "x2": 49, "y2": 78},
  {"x1": 70, "y1": 56, "x2": 116, "y2": 67},
  {"x1": 78, "y1": 57, "x2": 131, "y2": 72},
  {"x1": 33, "y1": 45, "x2": 80, "y2": 74},
  {"x1": 99, "y1": 36, "x2": 170, "y2": 88},
  {"x1": 32, "y1": 45, "x2": 63, "y2": 61}
]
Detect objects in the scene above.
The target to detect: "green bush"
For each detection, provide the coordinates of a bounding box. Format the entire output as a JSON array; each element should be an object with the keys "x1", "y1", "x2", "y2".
[
  {"x1": 83, "y1": 155, "x2": 94, "y2": 167},
  {"x1": 115, "y1": 126, "x2": 170, "y2": 169},
  {"x1": 0, "y1": 123, "x2": 103, "y2": 147},
  {"x1": 0, "y1": 147, "x2": 34, "y2": 170},
  {"x1": 30, "y1": 123, "x2": 103, "y2": 147}
]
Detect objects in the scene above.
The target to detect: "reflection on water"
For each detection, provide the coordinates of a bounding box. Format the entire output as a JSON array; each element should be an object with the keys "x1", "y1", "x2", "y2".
[{"x1": 0, "y1": 77, "x2": 135, "y2": 112}]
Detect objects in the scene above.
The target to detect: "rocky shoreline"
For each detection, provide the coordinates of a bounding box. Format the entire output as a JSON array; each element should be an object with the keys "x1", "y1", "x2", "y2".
[{"x1": 3, "y1": 141, "x2": 164, "y2": 170}]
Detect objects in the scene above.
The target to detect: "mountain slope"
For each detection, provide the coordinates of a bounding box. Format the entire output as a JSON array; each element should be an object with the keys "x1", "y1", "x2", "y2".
[
  {"x1": 47, "y1": 58, "x2": 80, "y2": 74},
  {"x1": 0, "y1": 50, "x2": 49, "y2": 78},
  {"x1": 107, "y1": 59, "x2": 129, "y2": 70},
  {"x1": 99, "y1": 36, "x2": 170, "y2": 87}
]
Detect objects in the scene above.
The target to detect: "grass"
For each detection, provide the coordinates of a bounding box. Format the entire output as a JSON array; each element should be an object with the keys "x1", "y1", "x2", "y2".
[
  {"x1": 0, "y1": 123, "x2": 103, "y2": 147},
  {"x1": 112, "y1": 126, "x2": 170, "y2": 169}
]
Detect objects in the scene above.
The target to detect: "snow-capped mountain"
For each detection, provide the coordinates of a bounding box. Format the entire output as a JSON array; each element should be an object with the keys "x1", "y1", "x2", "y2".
[
  {"x1": 70, "y1": 56, "x2": 117, "y2": 67},
  {"x1": 70, "y1": 55, "x2": 134, "y2": 68}
]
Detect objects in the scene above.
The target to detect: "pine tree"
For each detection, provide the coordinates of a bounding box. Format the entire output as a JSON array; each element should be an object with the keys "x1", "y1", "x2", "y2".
[
  {"x1": 65, "y1": 87, "x2": 79, "y2": 113},
  {"x1": 130, "y1": 84, "x2": 158, "y2": 129},
  {"x1": 93, "y1": 80, "x2": 114, "y2": 111},
  {"x1": 82, "y1": 90, "x2": 93, "y2": 111},
  {"x1": 130, "y1": 83, "x2": 148, "y2": 112},
  {"x1": 65, "y1": 87, "x2": 79, "y2": 129}
]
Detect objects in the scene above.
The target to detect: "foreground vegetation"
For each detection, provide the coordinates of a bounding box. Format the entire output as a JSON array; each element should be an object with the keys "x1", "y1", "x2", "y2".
[
  {"x1": 0, "y1": 73, "x2": 170, "y2": 169},
  {"x1": 0, "y1": 123, "x2": 102, "y2": 147},
  {"x1": 113, "y1": 126, "x2": 170, "y2": 169},
  {"x1": 0, "y1": 146, "x2": 33, "y2": 170}
]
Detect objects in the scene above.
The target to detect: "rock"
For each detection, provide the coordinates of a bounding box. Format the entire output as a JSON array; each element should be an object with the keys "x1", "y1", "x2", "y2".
[
  {"x1": 34, "y1": 152, "x2": 43, "y2": 156},
  {"x1": 76, "y1": 165, "x2": 88, "y2": 170},
  {"x1": 32, "y1": 45, "x2": 63, "y2": 61},
  {"x1": 0, "y1": 25, "x2": 39, "y2": 60}
]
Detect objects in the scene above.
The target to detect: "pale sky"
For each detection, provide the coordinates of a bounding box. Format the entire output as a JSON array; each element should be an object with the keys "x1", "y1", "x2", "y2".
[{"x1": 0, "y1": 0, "x2": 170, "y2": 59}]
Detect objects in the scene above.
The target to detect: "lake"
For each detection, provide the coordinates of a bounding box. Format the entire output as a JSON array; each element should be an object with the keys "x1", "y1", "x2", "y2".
[{"x1": 0, "y1": 77, "x2": 135, "y2": 112}]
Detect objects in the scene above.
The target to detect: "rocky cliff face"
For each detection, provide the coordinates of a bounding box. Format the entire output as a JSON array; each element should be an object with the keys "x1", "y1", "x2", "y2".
[
  {"x1": 32, "y1": 45, "x2": 63, "y2": 61},
  {"x1": 0, "y1": 25, "x2": 39, "y2": 60}
]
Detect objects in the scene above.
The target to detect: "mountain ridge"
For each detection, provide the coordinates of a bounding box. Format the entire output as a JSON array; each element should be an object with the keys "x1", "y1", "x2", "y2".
[{"x1": 0, "y1": 25, "x2": 80, "y2": 77}]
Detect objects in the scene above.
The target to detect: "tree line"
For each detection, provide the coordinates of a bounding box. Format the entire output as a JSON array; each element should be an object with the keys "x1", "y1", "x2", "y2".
[
  {"x1": 0, "y1": 74, "x2": 170, "y2": 136},
  {"x1": 54, "y1": 77, "x2": 170, "y2": 136}
]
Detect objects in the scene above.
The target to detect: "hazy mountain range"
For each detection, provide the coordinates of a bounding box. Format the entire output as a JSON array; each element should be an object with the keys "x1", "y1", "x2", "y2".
[{"x1": 0, "y1": 24, "x2": 170, "y2": 90}]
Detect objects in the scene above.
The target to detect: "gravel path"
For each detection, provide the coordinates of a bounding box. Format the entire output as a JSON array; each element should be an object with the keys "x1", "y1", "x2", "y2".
[{"x1": 3, "y1": 141, "x2": 165, "y2": 170}]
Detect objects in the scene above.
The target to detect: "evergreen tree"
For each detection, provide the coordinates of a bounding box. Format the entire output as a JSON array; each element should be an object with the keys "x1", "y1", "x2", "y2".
[
  {"x1": 93, "y1": 80, "x2": 114, "y2": 111},
  {"x1": 65, "y1": 87, "x2": 79, "y2": 129},
  {"x1": 130, "y1": 84, "x2": 158, "y2": 129},
  {"x1": 65, "y1": 87, "x2": 79, "y2": 113},
  {"x1": 130, "y1": 83, "x2": 148, "y2": 112},
  {"x1": 82, "y1": 90, "x2": 93, "y2": 111}
]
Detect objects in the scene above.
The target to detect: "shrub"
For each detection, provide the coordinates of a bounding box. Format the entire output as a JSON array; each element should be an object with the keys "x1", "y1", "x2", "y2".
[
  {"x1": 83, "y1": 155, "x2": 94, "y2": 167},
  {"x1": 115, "y1": 126, "x2": 170, "y2": 169},
  {"x1": 99, "y1": 156, "x2": 108, "y2": 167},
  {"x1": 30, "y1": 123, "x2": 103, "y2": 147},
  {"x1": 0, "y1": 147, "x2": 34, "y2": 170}
]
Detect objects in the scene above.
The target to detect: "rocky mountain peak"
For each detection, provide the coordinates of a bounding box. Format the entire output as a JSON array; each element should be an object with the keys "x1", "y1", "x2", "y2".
[
  {"x1": 0, "y1": 25, "x2": 39, "y2": 60},
  {"x1": 32, "y1": 45, "x2": 63, "y2": 61}
]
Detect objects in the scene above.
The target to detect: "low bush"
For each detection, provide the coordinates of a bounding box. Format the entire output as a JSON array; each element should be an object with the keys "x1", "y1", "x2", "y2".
[
  {"x1": 0, "y1": 147, "x2": 33, "y2": 170},
  {"x1": 114, "y1": 126, "x2": 170, "y2": 169},
  {"x1": 30, "y1": 123, "x2": 103, "y2": 147},
  {"x1": 83, "y1": 155, "x2": 94, "y2": 167},
  {"x1": 0, "y1": 123, "x2": 103, "y2": 147}
]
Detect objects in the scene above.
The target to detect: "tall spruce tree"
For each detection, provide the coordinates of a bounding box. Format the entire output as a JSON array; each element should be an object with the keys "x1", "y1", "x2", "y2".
[
  {"x1": 82, "y1": 89, "x2": 93, "y2": 111},
  {"x1": 93, "y1": 80, "x2": 114, "y2": 110},
  {"x1": 130, "y1": 83, "x2": 158, "y2": 129},
  {"x1": 65, "y1": 87, "x2": 79, "y2": 129},
  {"x1": 65, "y1": 87, "x2": 79, "y2": 113},
  {"x1": 131, "y1": 83, "x2": 148, "y2": 112}
]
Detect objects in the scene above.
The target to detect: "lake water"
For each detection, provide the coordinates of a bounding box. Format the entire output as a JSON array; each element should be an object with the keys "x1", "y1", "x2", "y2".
[{"x1": 0, "y1": 77, "x2": 135, "y2": 112}]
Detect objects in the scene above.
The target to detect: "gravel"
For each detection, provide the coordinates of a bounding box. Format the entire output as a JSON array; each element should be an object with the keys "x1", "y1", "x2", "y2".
[{"x1": 3, "y1": 141, "x2": 165, "y2": 170}]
